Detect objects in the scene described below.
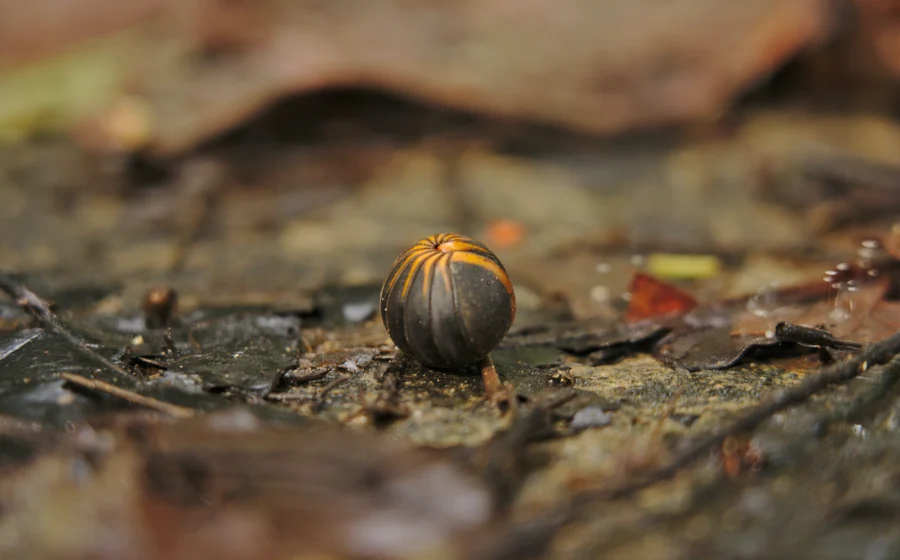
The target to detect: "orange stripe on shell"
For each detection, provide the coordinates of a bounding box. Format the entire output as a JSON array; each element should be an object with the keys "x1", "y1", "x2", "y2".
[
  {"x1": 435, "y1": 239, "x2": 492, "y2": 256},
  {"x1": 418, "y1": 252, "x2": 445, "y2": 299},
  {"x1": 449, "y1": 251, "x2": 514, "y2": 296},
  {"x1": 386, "y1": 247, "x2": 434, "y2": 299},
  {"x1": 437, "y1": 251, "x2": 453, "y2": 297}
]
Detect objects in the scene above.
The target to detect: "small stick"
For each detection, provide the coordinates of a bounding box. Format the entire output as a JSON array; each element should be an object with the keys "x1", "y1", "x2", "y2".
[
  {"x1": 187, "y1": 321, "x2": 209, "y2": 351},
  {"x1": 314, "y1": 373, "x2": 351, "y2": 412},
  {"x1": 168, "y1": 158, "x2": 225, "y2": 273},
  {"x1": 479, "y1": 354, "x2": 503, "y2": 398},
  {"x1": 265, "y1": 392, "x2": 314, "y2": 403},
  {"x1": 299, "y1": 335, "x2": 314, "y2": 355},
  {"x1": 480, "y1": 332, "x2": 900, "y2": 559},
  {"x1": 480, "y1": 354, "x2": 517, "y2": 413},
  {"x1": 265, "y1": 366, "x2": 332, "y2": 400},
  {"x1": 774, "y1": 322, "x2": 862, "y2": 351},
  {"x1": 288, "y1": 369, "x2": 331, "y2": 384},
  {"x1": 577, "y1": 328, "x2": 900, "y2": 504},
  {"x1": 801, "y1": 147, "x2": 900, "y2": 192},
  {"x1": 60, "y1": 372, "x2": 194, "y2": 418},
  {"x1": 0, "y1": 272, "x2": 132, "y2": 380},
  {"x1": 364, "y1": 360, "x2": 409, "y2": 424},
  {"x1": 0, "y1": 414, "x2": 53, "y2": 444},
  {"x1": 476, "y1": 389, "x2": 578, "y2": 511}
]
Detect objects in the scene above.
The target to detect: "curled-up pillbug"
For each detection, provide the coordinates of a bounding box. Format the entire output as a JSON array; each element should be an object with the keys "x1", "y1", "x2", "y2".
[{"x1": 381, "y1": 233, "x2": 516, "y2": 399}]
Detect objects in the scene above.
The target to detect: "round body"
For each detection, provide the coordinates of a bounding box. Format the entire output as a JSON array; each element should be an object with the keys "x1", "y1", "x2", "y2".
[{"x1": 380, "y1": 233, "x2": 516, "y2": 370}]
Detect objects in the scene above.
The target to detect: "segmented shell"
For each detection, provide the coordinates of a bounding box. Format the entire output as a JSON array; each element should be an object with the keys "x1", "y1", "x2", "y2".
[{"x1": 380, "y1": 233, "x2": 516, "y2": 370}]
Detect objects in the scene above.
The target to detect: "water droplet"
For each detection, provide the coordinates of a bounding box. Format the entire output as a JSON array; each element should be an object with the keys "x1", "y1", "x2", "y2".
[
  {"x1": 590, "y1": 285, "x2": 610, "y2": 303},
  {"x1": 862, "y1": 239, "x2": 881, "y2": 249},
  {"x1": 747, "y1": 288, "x2": 779, "y2": 317},
  {"x1": 829, "y1": 306, "x2": 852, "y2": 322}
]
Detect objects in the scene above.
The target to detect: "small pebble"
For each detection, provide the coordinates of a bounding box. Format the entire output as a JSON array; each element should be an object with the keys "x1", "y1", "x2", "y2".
[
  {"x1": 343, "y1": 301, "x2": 377, "y2": 323},
  {"x1": 571, "y1": 406, "x2": 613, "y2": 430}
]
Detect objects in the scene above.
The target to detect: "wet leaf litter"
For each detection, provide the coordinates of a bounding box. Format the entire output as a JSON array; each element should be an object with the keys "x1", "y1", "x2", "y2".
[
  {"x1": 7, "y1": 98, "x2": 900, "y2": 558},
  {"x1": 4, "y1": 221, "x2": 900, "y2": 559}
]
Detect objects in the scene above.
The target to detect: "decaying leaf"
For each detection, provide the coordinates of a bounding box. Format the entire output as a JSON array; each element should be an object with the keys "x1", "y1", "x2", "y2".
[
  {"x1": 624, "y1": 272, "x2": 699, "y2": 323},
  {"x1": 0, "y1": 409, "x2": 506, "y2": 560},
  {"x1": 1, "y1": 0, "x2": 829, "y2": 153}
]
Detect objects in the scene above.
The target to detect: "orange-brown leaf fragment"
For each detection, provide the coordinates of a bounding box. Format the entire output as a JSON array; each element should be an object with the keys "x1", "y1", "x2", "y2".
[
  {"x1": 485, "y1": 219, "x2": 525, "y2": 250},
  {"x1": 720, "y1": 435, "x2": 766, "y2": 479},
  {"x1": 624, "y1": 272, "x2": 698, "y2": 323}
]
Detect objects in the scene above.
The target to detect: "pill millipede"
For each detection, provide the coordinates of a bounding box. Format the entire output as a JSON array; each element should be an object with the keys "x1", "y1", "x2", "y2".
[{"x1": 380, "y1": 233, "x2": 516, "y2": 372}]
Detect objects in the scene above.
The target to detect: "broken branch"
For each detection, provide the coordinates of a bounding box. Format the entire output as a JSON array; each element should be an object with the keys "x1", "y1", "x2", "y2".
[{"x1": 60, "y1": 372, "x2": 194, "y2": 418}]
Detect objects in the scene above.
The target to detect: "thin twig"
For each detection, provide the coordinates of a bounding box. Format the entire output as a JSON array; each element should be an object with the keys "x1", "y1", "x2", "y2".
[
  {"x1": 479, "y1": 331, "x2": 900, "y2": 559},
  {"x1": 817, "y1": 355, "x2": 900, "y2": 428},
  {"x1": 319, "y1": 374, "x2": 350, "y2": 397},
  {"x1": 0, "y1": 271, "x2": 132, "y2": 380},
  {"x1": 580, "y1": 329, "x2": 900, "y2": 504},
  {"x1": 801, "y1": 146, "x2": 900, "y2": 191},
  {"x1": 265, "y1": 392, "x2": 315, "y2": 403},
  {"x1": 299, "y1": 335, "x2": 314, "y2": 355},
  {"x1": 0, "y1": 414, "x2": 52, "y2": 443},
  {"x1": 287, "y1": 368, "x2": 331, "y2": 384},
  {"x1": 314, "y1": 373, "x2": 351, "y2": 412},
  {"x1": 61, "y1": 372, "x2": 194, "y2": 418},
  {"x1": 265, "y1": 367, "x2": 332, "y2": 402},
  {"x1": 168, "y1": 158, "x2": 225, "y2": 273},
  {"x1": 479, "y1": 354, "x2": 503, "y2": 397},
  {"x1": 364, "y1": 360, "x2": 409, "y2": 424},
  {"x1": 476, "y1": 389, "x2": 578, "y2": 513}
]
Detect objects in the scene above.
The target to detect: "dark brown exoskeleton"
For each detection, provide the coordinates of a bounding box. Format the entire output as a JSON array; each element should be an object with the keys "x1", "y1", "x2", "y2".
[{"x1": 380, "y1": 233, "x2": 516, "y2": 401}]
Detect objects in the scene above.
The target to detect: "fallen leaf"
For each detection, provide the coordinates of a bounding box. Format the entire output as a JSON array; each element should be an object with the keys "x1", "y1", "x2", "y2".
[
  {"x1": 0, "y1": 0, "x2": 829, "y2": 153},
  {"x1": 625, "y1": 272, "x2": 699, "y2": 323},
  {"x1": 485, "y1": 219, "x2": 525, "y2": 250}
]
